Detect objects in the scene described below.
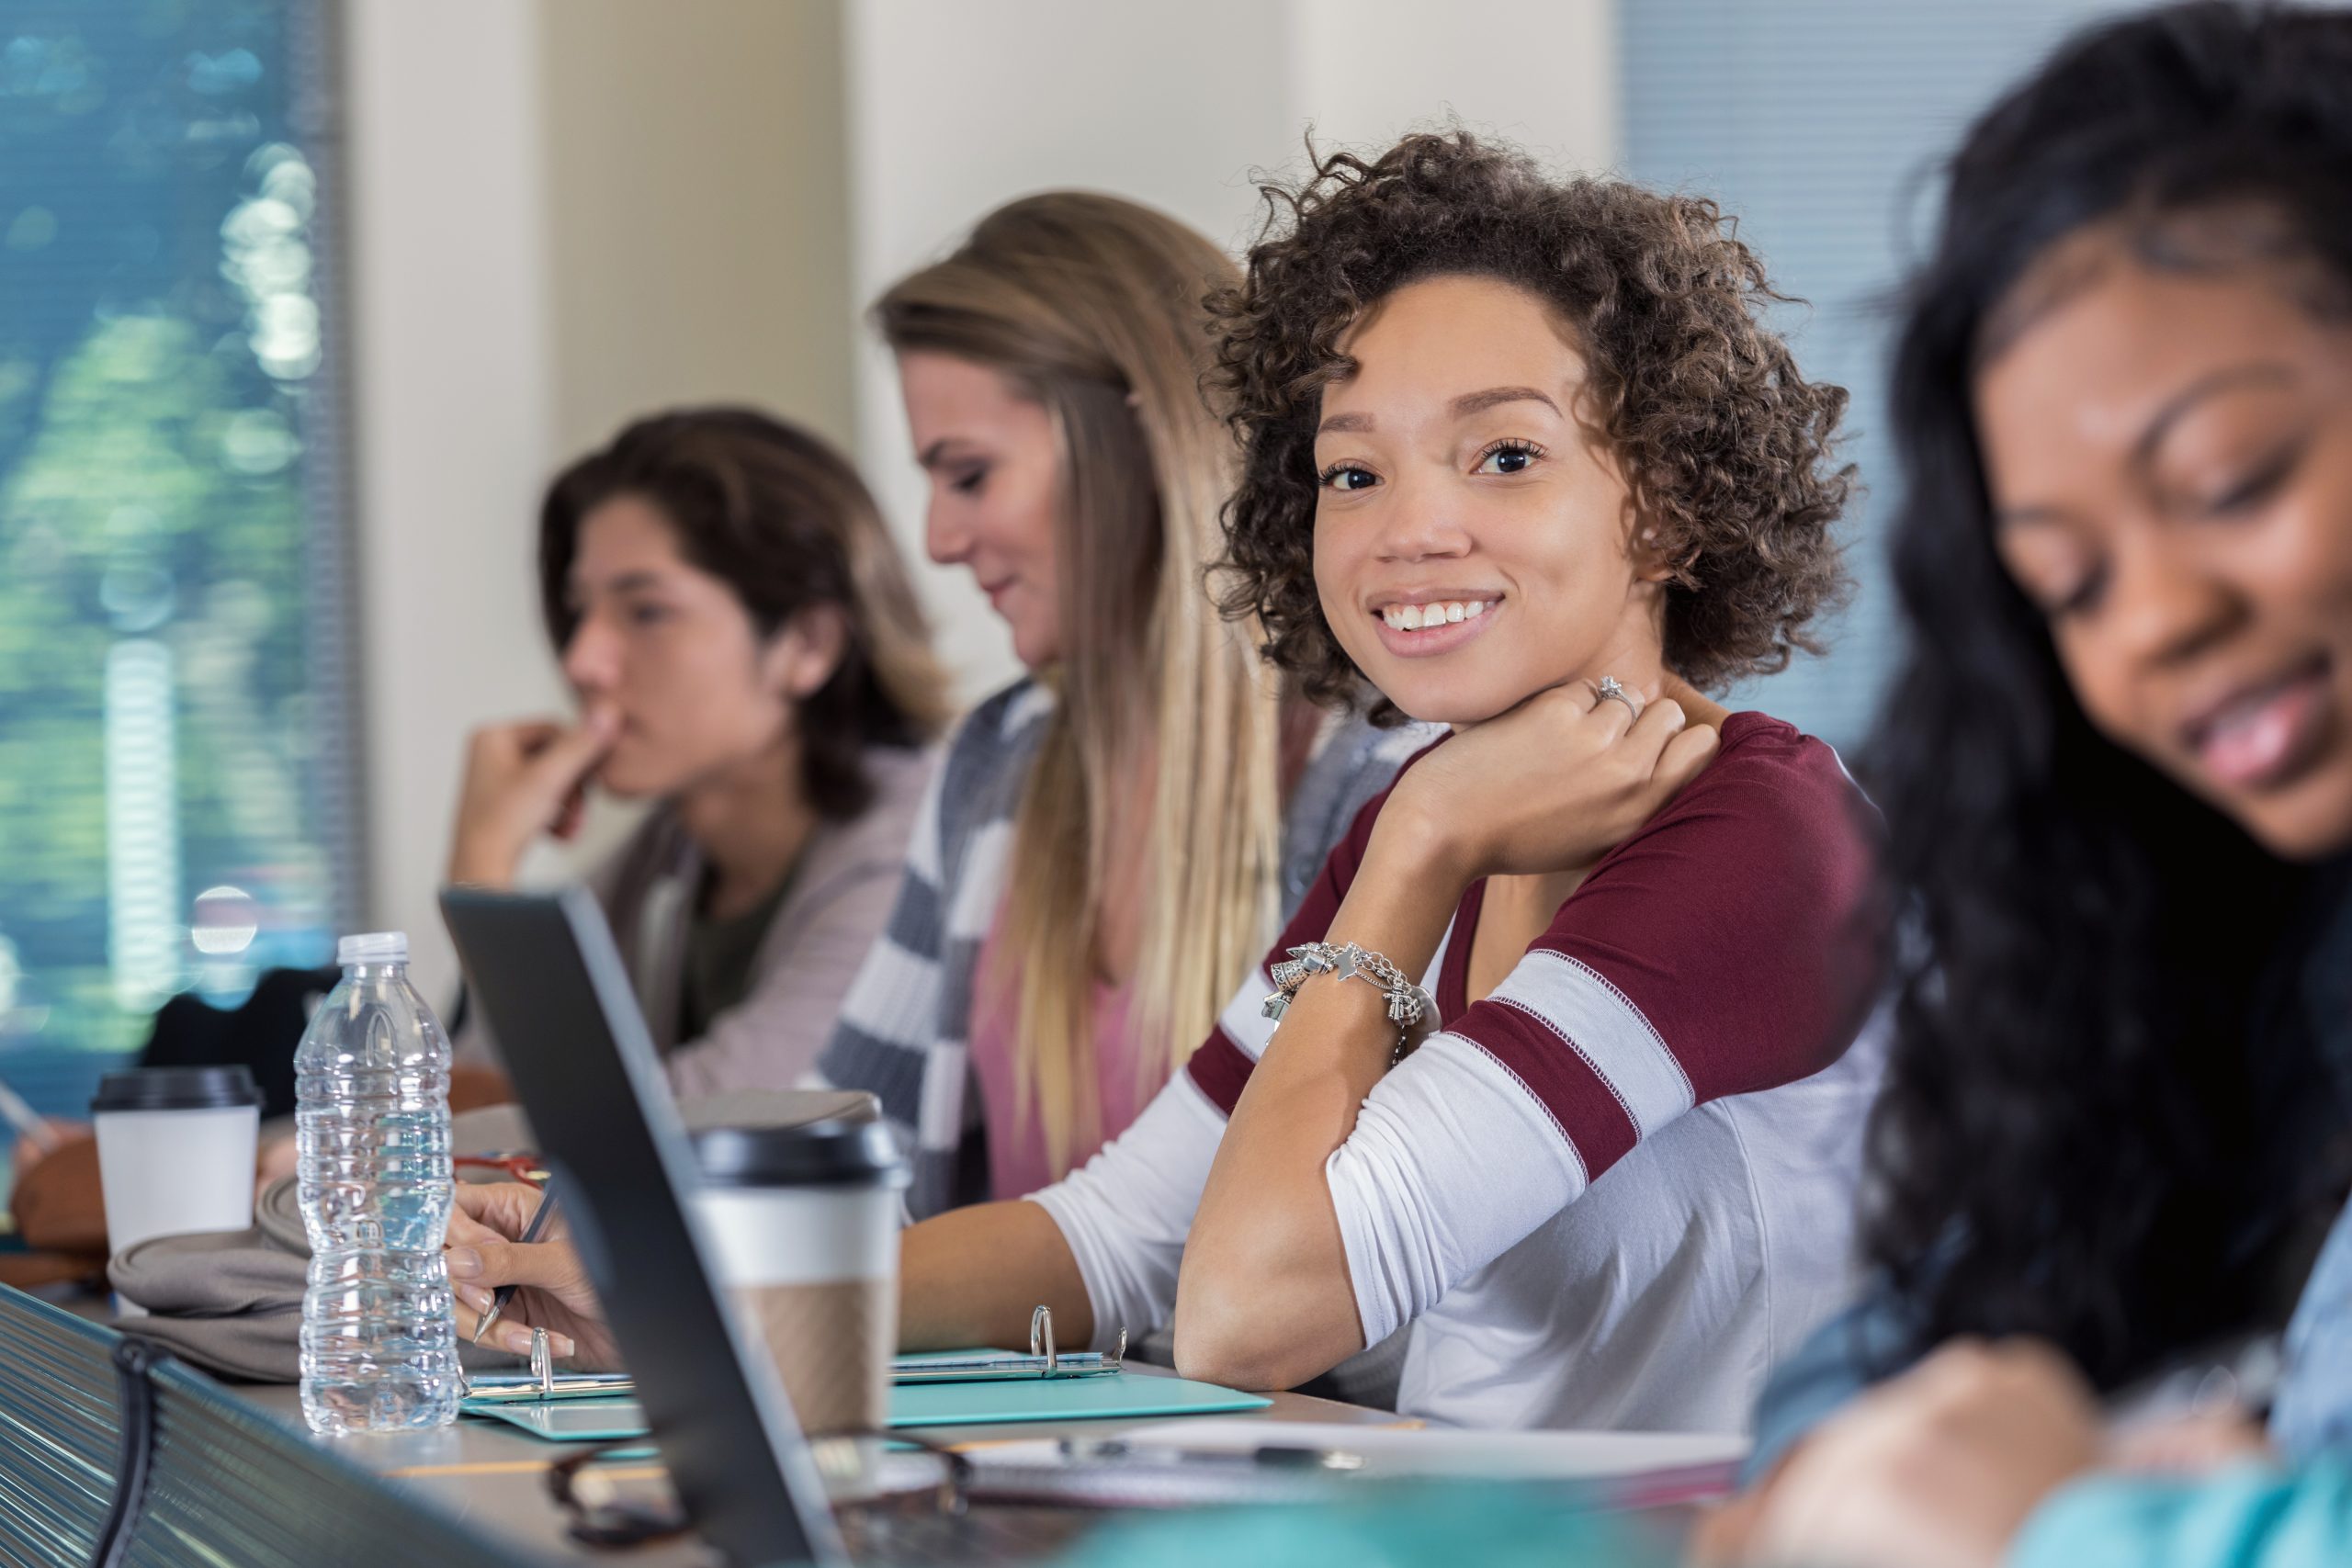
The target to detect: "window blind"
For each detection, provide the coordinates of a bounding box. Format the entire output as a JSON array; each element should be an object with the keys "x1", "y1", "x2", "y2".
[
  {"x1": 1620, "y1": 0, "x2": 2132, "y2": 750},
  {"x1": 0, "y1": 1, "x2": 358, "y2": 1093}
]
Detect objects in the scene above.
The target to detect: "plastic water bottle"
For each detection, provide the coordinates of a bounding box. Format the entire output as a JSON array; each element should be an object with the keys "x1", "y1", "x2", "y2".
[{"x1": 296, "y1": 931, "x2": 461, "y2": 1434}]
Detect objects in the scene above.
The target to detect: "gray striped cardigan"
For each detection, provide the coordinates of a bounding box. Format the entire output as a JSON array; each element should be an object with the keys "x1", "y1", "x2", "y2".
[{"x1": 815, "y1": 677, "x2": 1433, "y2": 1219}]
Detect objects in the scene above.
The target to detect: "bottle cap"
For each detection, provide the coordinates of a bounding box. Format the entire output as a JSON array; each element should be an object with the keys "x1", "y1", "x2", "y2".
[{"x1": 336, "y1": 931, "x2": 409, "y2": 966}]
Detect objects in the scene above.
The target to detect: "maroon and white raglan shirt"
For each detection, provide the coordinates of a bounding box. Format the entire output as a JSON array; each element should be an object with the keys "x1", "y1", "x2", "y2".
[{"x1": 1029, "y1": 711, "x2": 1888, "y2": 1432}]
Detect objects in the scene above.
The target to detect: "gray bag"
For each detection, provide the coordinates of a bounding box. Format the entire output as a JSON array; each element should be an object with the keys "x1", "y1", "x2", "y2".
[{"x1": 107, "y1": 1090, "x2": 876, "y2": 1382}]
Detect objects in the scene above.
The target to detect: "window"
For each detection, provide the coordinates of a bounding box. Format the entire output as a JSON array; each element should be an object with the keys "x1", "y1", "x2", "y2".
[
  {"x1": 0, "y1": 0, "x2": 357, "y2": 1128},
  {"x1": 1620, "y1": 0, "x2": 2131, "y2": 751}
]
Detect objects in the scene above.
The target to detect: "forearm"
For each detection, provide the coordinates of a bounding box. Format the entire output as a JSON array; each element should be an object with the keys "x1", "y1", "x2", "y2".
[
  {"x1": 446, "y1": 834, "x2": 521, "y2": 888},
  {"x1": 1177, "y1": 810, "x2": 1468, "y2": 1388},
  {"x1": 897, "y1": 1200, "x2": 1092, "y2": 1352}
]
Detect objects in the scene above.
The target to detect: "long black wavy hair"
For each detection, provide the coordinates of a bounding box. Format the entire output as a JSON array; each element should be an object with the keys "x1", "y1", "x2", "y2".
[{"x1": 1864, "y1": 0, "x2": 2352, "y2": 1386}]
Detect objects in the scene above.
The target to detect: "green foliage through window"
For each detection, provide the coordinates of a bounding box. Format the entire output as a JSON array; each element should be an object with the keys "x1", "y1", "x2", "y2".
[{"x1": 0, "y1": 0, "x2": 353, "y2": 1076}]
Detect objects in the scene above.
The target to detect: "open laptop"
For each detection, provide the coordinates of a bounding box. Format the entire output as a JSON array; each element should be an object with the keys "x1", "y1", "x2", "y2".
[
  {"x1": 441, "y1": 884, "x2": 851, "y2": 1565},
  {"x1": 443, "y1": 886, "x2": 1138, "y2": 1567}
]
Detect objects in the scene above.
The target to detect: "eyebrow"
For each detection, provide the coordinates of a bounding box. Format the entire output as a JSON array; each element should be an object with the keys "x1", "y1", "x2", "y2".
[
  {"x1": 573, "y1": 569, "x2": 669, "y2": 599},
  {"x1": 2130, "y1": 362, "x2": 2298, "y2": 468},
  {"x1": 1452, "y1": 385, "x2": 1561, "y2": 418},
  {"x1": 1316, "y1": 385, "x2": 1563, "y2": 436},
  {"x1": 918, "y1": 438, "x2": 980, "y2": 469},
  {"x1": 1994, "y1": 361, "x2": 2301, "y2": 531}
]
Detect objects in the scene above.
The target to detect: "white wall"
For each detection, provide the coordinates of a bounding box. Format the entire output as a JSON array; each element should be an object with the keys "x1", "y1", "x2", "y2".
[
  {"x1": 845, "y1": 0, "x2": 1619, "y2": 703},
  {"x1": 1284, "y1": 0, "x2": 1617, "y2": 179},
  {"x1": 537, "y1": 0, "x2": 856, "y2": 457},
  {"x1": 345, "y1": 0, "x2": 562, "y2": 1008}
]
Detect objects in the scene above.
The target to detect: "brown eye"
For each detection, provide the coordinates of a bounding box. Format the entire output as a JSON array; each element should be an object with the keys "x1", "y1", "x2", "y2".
[{"x1": 1472, "y1": 438, "x2": 1545, "y2": 476}]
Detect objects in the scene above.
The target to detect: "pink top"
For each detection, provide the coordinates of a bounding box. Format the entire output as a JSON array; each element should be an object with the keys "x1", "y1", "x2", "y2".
[{"x1": 967, "y1": 914, "x2": 1148, "y2": 1200}]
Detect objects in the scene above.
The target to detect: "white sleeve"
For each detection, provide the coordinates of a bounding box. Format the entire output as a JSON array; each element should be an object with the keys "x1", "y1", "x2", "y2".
[
  {"x1": 1322, "y1": 1030, "x2": 1590, "y2": 1347},
  {"x1": 1025, "y1": 1071, "x2": 1226, "y2": 1353}
]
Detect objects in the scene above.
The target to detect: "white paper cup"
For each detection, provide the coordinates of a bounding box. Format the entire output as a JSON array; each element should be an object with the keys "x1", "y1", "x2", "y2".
[
  {"x1": 92, "y1": 1066, "x2": 263, "y2": 1312},
  {"x1": 691, "y1": 1121, "x2": 907, "y2": 1441}
]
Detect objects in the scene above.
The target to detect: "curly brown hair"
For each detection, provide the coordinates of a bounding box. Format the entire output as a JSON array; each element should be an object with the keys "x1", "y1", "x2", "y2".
[{"x1": 1210, "y1": 130, "x2": 1854, "y2": 714}]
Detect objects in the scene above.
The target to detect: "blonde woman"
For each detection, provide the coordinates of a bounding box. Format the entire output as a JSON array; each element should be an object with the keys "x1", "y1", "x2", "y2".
[{"x1": 817, "y1": 193, "x2": 1426, "y2": 1216}]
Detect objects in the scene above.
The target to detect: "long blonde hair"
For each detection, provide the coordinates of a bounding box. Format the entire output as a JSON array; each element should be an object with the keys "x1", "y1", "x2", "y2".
[{"x1": 878, "y1": 193, "x2": 1283, "y2": 1177}]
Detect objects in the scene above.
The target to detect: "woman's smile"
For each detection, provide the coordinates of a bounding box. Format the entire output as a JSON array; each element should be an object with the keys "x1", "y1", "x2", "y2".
[
  {"x1": 2182, "y1": 649, "x2": 2337, "y2": 793},
  {"x1": 1368, "y1": 592, "x2": 1503, "y2": 659}
]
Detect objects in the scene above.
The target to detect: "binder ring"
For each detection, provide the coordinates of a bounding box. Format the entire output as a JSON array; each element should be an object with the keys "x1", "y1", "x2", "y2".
[{"x1": 1029, "y1": 1304, "x2": 1058, "y2": 1374}]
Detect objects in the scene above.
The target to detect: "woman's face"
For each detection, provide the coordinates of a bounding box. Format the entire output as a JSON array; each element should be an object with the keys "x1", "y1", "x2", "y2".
[
  {"x1": 1312, "y1": 274, "x2": 1663, "y2": 727},
  {"x1": 560, "y1": 495, "x2": 819, "y2": 799},
  {"x1": 896, "y1": 350, "x2": 1064, "y2": 668},
  {"x1": 1976, "y1": 237, "x2": 2352, "y2": 860}
]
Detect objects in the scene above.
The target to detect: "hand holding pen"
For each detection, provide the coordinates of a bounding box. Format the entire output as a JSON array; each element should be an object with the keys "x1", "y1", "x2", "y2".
[
  {"x1": 445, "y1": 1179, "x2": 618, "y2": 1367},
  {"x1": 467, "y1": 1175, "x2": 556, "y2": 1345}
]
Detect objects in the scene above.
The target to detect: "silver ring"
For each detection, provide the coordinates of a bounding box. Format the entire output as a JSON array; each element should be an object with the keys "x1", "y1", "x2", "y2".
[{"x1": 1595, "y1": 677, "x2": 1641, "y2": 719}]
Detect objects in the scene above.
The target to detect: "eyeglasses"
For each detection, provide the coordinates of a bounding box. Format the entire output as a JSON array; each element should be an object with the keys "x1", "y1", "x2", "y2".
[
  {"x1": 544, "y1": 1431, "x2": 974, "y2": 1550},
  {"x1": 544, "y1": 1443, "x2": 690, "y2": 1549}
]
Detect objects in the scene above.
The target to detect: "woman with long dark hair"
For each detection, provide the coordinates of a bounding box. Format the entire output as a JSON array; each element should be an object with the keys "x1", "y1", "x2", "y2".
[{"x1": 1709, "y1": 6, "x2": 2352, "y2": 1564}]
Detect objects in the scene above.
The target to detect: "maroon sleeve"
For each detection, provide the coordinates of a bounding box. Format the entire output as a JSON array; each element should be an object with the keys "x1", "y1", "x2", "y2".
[{"x1": 1446, "y1": 716, "x2": 1884, "y2": 1183}]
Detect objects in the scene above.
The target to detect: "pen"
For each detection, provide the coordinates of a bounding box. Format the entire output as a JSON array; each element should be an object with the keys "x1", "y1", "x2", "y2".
[
  {"x1": 469, "y1": 1178, "x2": 556, "y2": 1346},
  {"x1": 0, "y1": 1075, "x2": 61, "y2": 1155}
]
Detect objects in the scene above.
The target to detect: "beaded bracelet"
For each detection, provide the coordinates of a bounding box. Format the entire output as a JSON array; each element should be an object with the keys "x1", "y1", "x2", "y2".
[{"x1": 1261, "y1": 941, "x2": 1437, "y2": 1064}]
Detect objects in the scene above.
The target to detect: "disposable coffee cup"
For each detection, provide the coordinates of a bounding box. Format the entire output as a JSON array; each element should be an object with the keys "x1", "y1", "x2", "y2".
[
  {"x1": 92, "y1": 1066, "x2": 262, "y2": 1312},
  {"x1": 691, "y1": 1121, "x2": 907, "y2": 1439}
]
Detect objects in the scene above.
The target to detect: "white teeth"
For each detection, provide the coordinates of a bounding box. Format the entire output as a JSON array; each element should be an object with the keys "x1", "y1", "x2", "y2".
[{"x1": 1380, "y1": 599, "x2": 1494, "y2": 630}]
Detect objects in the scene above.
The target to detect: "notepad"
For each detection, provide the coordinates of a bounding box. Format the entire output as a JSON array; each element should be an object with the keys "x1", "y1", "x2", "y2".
[{"x1": 462, "y1": 1370, "x2": 1271, "y2": 1442}]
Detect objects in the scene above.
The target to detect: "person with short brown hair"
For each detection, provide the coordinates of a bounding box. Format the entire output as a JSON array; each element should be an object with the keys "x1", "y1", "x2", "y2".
[{"x1": 445, "y1": 407, "x2": 950, "y2": 1097}]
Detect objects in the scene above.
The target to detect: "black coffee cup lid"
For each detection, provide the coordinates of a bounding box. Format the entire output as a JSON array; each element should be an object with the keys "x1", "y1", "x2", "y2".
[
  {"x1": 90, "y1": 1065, "x2": 262, "y2": 1114},
  {"x1": 692, "y1": 1120, "x2": 908, "y2": 1190}
]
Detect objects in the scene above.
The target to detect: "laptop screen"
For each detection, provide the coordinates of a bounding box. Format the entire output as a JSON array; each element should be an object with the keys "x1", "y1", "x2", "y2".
[{"x1": 440, "y1": 885, "x2": 846, "y2": 1566}]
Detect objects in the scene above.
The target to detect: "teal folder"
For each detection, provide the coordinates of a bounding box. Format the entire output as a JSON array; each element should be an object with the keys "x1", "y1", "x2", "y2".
[
  {"x1": 891, "y1": 1371, "x2": 1271, "y2": 1427},
  {"x1": 462, "y1": 1371, "x2": 1270, "y2": 1442}
]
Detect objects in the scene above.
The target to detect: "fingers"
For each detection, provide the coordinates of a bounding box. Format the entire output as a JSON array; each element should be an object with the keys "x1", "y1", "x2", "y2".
[
  {"x1": 551, "y1": 781, "x2": 589, "y2": 842},
  {"x1": 1566, "y1": 679, "x2": 1638, "y2": 739},
  {"x1": 467, "y1": 718, "x2": 564, "y2": 768},
  {"x1": 1620, "y1": 693, "x2": 1687, "y2": 759},
  {"x1": 445, "y1": 1232, "x2": 585, "y2": 1295},
  {"x1": 451, "y1": 1282, "x2": 577, "y2": 1359},
  {"x1": 450, "y1": 1179, "x2": 548, "y2": 1238},
  {"x1": 516, "y1": 711, "x2": 618, "y2": 801},
  {"x1": 1651, "y1": 716, "x2": 1721, "y2": 798}
]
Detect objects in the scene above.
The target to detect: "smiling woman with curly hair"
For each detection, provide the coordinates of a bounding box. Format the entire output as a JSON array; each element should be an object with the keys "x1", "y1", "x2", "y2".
[
  {"x1": 1212, "y1": 131, "x2": 1852, "y2": 719},
  {"x1": 1151, "y1": 129, "x2": 1887, "y2": 1423}
]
